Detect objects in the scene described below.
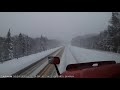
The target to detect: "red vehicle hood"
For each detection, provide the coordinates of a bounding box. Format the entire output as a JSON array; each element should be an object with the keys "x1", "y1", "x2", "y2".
[{"x1": 60, "y1": 63, "x2": 120, "y2": 78}]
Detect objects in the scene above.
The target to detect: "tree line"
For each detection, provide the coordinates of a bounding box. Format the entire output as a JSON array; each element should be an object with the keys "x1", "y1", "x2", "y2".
[
  {"x1": 71, "y1": 12, "x2": 120, "y2": 53},
  {"x1": 0, "y1": 30, "x2": 61, "y2": 62}
]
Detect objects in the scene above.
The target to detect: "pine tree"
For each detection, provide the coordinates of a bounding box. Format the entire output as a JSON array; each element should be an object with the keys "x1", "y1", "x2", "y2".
[
  {"x1": 12, "y1": 35, "x2": 19, "y2": 59},
  {"x1": 40, "y1": 35, "x2": 45, "y2": 51},
  {"x1": 25, "y1": 35, "x2": 31, "y2": 55},
  {"x1": 0, "y1": 37, "x2": 5, "y2": 62},
  {"x1": 71, "y1": 12, "x2": 120, "y2": 53},
  {"x1": 3, "y1": 29, "x2": 13, "y2": 60},
  {"x1": 18, "y1": 33, "x2": 26, "y2": 57},
  {"x1": 108, "y1": 12, "x2": 120, "y2": 52}
]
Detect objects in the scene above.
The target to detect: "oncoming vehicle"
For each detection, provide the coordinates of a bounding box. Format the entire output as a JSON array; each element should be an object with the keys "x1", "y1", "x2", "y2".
[{"x1": 49, "y1": 57, "x2": 120, "y2": 78}]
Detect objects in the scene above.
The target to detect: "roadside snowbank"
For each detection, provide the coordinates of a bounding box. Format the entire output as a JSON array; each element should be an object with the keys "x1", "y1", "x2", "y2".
[{"x1": 0, "y1": 46, "x2": 62, "y2": 76}]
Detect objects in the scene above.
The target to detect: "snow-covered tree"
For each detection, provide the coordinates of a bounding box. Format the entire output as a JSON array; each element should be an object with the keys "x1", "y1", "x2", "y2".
[
  {"x1": 18, "y1": 33, "x2": 26, "y2": 57},
  {"x1": 3, "y1": 29, "x2": 13, "y2": 60},
  {"x1": 12, "y1": 35, "x2": 19, "y2": 59},
  {"x1": 0, "y1": 30, "x2": 61, "y2": 62},
  {"x1": 39, "y1": 35, "x2": 48, "y2": 51},
  {"x1": 71, "y1": 12, "x2": 120, "y2": 53},
  {"x1": 108, "y1": 12, "x2": 120, "y2": 52},
  {"x1": 0, "y1": 37, "x2": 5, "y2": 62}
]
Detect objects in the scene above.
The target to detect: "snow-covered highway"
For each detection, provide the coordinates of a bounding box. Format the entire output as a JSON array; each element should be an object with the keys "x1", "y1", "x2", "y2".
[{"x1": 58, "y1": 45, "x2": 120, "y2": 74}]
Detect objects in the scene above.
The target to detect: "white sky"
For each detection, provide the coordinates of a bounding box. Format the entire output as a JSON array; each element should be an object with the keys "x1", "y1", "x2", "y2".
[{"x1": 0, "y1": 12, "x2": 112, "y2": 42}]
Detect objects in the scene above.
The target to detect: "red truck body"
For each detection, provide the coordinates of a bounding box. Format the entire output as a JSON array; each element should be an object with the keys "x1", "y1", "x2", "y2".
[{"x1": 61, "y1": 62, "x2": 120, "y2": 78}]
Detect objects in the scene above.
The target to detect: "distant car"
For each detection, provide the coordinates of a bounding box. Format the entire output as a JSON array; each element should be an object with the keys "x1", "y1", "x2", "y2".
[{"x1": 49, "y1": 57, "x2": 120, "y2": 78}]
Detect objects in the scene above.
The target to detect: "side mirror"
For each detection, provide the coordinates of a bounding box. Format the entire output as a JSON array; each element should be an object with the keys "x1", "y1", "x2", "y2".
[
  {"x1": 48, "y1": 56, "x2": 61, "y2": 75},
  {"x1": 48, "y1": 56, "x2": 60, "y2": 64}
]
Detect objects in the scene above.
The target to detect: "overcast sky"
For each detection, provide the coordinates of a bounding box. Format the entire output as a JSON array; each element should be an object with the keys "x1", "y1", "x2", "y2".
[{"x1": 0, "y1": 12, "x2": 112, "y2": 42}]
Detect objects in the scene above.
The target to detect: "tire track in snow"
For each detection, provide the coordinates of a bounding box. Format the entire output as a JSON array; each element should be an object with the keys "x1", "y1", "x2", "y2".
[
  {"x1": 69, "y1": 46, "x2": 79, "y2": 63},
  {"x1": 63, "y1": 45, "x2": 77, "y2": 66},
  {"x1": 58, "y1": 46, "x2": 67, "y2": 74}
]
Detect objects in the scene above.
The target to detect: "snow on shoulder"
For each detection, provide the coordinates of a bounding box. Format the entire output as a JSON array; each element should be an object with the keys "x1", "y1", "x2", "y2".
[{"x1": 0, "y1": 46, "x2": 62, "y2": 76}]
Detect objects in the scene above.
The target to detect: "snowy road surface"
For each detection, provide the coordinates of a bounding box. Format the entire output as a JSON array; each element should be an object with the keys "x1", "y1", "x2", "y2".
[
  {"x1": 0, "y1": 46, "x2": 62, "y2": 76},
  {"x1": 58, "y1": 45, "x2": 120, "y2": 74}
]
